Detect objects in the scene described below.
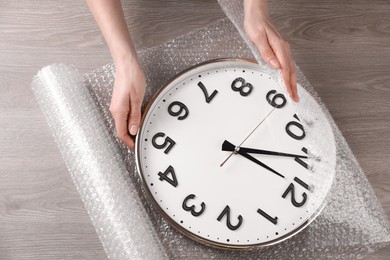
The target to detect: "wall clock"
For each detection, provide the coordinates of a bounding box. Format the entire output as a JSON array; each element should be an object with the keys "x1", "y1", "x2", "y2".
[{"x1": 135, "y1": 59, "x2": 336, "y2": 249}]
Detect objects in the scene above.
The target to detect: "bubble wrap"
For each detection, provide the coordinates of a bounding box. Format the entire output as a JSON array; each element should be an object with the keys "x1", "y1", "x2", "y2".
[{"x1": 31, "y1": 16, "x2": 390, "y2": 260}]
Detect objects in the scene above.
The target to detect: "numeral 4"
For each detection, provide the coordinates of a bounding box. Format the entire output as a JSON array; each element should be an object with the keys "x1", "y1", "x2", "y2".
[{"x1": 158, "y1": 165, "x2": 178, "y2": 187}]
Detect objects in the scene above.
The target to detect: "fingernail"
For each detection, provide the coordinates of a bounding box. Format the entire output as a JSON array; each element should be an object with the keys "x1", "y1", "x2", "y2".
[
  {"x1": 270, "y1": 59, "x2": 279, "y2": 68},
  {"x1": 130, "y1": 125, "x2": 138, "y2": 135},
  {"x1": 293, "y1": 94, "x2": 299, "y2": 103}
]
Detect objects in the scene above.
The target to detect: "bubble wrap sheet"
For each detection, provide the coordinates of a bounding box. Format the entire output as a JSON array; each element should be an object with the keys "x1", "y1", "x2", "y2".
[{"x1": 31, "y1": 13, "x2": 389, "y2": 260}]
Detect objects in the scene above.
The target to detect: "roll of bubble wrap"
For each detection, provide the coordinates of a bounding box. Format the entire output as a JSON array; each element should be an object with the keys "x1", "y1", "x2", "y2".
[{"x1": 31, "y1": 10, "x2": 389, "y2": 260}]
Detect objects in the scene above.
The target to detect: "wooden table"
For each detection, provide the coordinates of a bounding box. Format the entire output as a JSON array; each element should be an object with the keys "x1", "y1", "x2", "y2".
[{"x1": 0, "y1": 0, "x2": 388, "y2": 258}]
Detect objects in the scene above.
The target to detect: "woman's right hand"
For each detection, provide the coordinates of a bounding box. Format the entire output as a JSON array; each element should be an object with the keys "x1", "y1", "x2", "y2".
[{"x1": 109, "y1": 60, "x2": 146, "y2": 151}]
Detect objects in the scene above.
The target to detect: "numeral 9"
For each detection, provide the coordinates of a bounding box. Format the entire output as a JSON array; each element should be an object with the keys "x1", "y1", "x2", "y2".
[{"x1": 266, "y1": 90, "x2": 287, "y2": 108}]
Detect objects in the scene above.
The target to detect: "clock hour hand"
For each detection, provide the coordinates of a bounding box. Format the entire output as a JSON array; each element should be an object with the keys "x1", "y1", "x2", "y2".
[
  {"x1": 222, "y1": 140, "x2": 307, "y2": 159},
  {"x1": 222, "y1": 141, "x2": 285, "y2": 178}
]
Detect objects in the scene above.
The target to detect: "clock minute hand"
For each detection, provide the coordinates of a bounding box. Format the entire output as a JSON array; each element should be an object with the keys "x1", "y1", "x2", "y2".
[
  {"x1": 222, "y1": 140, "x2": 308, "y2": 159},
  {"x1": 222, "y1": 140, "x2": 284, "y2": 178}
]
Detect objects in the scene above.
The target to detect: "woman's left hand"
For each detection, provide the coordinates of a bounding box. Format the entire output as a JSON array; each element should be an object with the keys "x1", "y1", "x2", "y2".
[{"x1": 243, "y1": 0, "x2": 298, "y2": 102}]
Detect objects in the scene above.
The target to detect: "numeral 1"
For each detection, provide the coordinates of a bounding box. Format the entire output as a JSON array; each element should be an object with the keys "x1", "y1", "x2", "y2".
[
  {"x1": 217, "y1": 205, "x2": 243, "y2": 231},
  {"x1": 197, "y1": 81, "x2": 218, "y2": 103},
  {"x1": 257, "y1": 208, "x2": 278, "y2": 225},
  {"x1": 294, "y1": 177, "x2": 309, "y2": 190},
  {"x1": 295, "y1": 147, "x2": 308, "y2": 169}
]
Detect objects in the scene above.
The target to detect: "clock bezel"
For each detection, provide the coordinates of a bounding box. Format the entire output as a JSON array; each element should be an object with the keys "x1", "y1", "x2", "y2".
[{"x1": 135, "y1": 58, "x2": 331, "y2": 250}]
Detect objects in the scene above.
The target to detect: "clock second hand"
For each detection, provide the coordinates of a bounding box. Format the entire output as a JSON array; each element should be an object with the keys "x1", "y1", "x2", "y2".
[{"x1": 220, "y1": 107, "x2": 276, "y2": 167}]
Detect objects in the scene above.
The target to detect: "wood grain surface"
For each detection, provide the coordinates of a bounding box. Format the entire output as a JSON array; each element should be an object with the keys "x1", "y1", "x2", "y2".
[{"x1": 0, "y1": 0, "x2": 388, "y2": 259}]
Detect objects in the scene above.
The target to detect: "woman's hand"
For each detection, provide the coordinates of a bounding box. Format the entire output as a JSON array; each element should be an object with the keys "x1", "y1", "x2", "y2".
[
  {"x1": 87, "y1": 0, "x2": 146, "y2": 150},
  {"x1": 109, "y1": 60, "x2": 146, "y2": 150},
  {"x1": 243, "y1": 0, "x2": 298, "y2": 102}
]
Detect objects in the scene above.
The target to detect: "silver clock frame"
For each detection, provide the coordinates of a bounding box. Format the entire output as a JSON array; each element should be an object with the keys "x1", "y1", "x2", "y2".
[{"x1": 135, "y1": 58, "x2": 332, "y2": 250}]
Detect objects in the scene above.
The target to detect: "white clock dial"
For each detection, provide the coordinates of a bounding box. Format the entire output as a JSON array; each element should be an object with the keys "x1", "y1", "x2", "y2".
[{"x1": 136, "y1": 59, "x2": 335, "y2": 249}]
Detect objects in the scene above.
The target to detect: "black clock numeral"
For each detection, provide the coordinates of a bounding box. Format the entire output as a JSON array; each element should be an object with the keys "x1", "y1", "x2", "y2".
[
  {"x1": 231, "y1": 77, "x2": 253, "y2": 96},
  {"x1": 152, "y1": 132, "x2": 176, "y2": 154},
  {"x1": 182, "y1": 194, "x2": 206, "y2": 217},
  {"x1": 294, "y1": 176, "x2": 309, "y2": 190},
  {"x1": 282, "y1": 184, "x2": 307, "y2": 207},
  {"x1": 295, "y1": 147, "x2": 308, "y2": 169},
  {"x1": 282, "y1": 177, "x2": 310, "y2": 207},
  {"x1": 286, "y1": 114, "x2": 306, "y2": 140},
  {"x1": 158, "y1": 165, "x2": 178, "y2": 187},
  {"x1": 197, "y1": 82, "x2": 218, "y2": 103},
  {"x1": 257, "y1": 208, "x2": 278, "y2": 225},
  {"x1": 168, "y1": 101, "x2": 189, "y2": 120},
  {"x1": 217, "y1": 205, "x2": 243, "y2": 231},
  {"x1": 266, "y1": 89, "x2": 287, "y2": 108}
]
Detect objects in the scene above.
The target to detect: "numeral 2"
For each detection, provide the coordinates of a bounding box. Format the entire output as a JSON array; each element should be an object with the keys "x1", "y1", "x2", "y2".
[
  {"x1": 197, "y1": 81, "x2": 218, "y2": 103},
  {"x1": 217, "y1": 205, "x2": 243, "y2": 231}
]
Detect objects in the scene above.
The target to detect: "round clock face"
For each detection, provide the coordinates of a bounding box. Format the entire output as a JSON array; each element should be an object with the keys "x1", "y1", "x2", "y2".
[{"x1": 135, "y1": 59, "x2": 335, "y2": 249}]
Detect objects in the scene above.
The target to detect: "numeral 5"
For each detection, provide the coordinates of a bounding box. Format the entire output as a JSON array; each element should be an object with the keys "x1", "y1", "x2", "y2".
[{"x1": 152, "y1": 132, "x2": 176, "y2": 154}]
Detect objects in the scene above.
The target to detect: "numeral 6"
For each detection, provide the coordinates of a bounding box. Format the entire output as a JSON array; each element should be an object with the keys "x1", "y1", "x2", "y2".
[{"x1": 168, "y1": 101, "x2": 189, "y2": 120}]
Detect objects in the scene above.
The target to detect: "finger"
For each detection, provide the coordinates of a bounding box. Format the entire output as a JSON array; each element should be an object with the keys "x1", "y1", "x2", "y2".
[
  {"x1": 128, "y1": 95, "x2": 142, "y2": 136},
  {"x1": 252, "y1": 31, "x2": 280, "y2": 69},
  {"x1": 289, "y1": 63, "x2": 298, "y2": 102},
  {"x1": 113, "y1": 112, "x2": 135, "y2": 150},
  {"x1": 271, "y1": 39, "x2": 297, "y2": 102}
]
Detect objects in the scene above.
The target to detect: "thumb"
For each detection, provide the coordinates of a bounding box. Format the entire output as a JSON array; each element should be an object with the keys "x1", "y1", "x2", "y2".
[{"x1": 128, "y1": 97, "x2": 142, "y2": 136}]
